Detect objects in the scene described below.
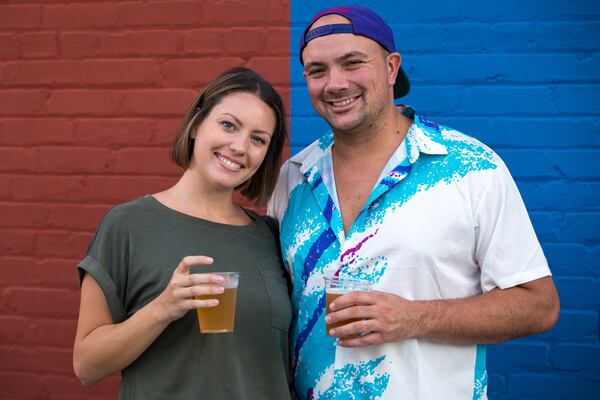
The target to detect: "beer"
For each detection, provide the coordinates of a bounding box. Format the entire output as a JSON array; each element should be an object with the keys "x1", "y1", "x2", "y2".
[
  {"x1": 196, "y1": 287, "x2": 238, "y2": 333},
  {"x1": 325, "y1": 291, "x2": 361, "y2": 337},
  {"x1": 194, "y1": 271, "x2": 240, "y2": 334},
  {"x1": 324, "y1": 276, "x2": 372, "y2": 338}
]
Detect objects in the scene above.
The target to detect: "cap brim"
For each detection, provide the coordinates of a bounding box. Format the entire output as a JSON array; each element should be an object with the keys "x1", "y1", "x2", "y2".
[{"x1": 394, "y1": 67, "x2": 410, "y2": 99}]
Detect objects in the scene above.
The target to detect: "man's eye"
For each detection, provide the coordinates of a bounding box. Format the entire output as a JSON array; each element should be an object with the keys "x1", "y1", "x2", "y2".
[{"x1": 307, "y1": 69, "x2": 324, "y2": 77}]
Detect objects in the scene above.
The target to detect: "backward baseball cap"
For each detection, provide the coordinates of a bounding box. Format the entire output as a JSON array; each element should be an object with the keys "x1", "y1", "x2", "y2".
[{"x1": 299, "y1": 5, "x2": 410, "y2": 99}]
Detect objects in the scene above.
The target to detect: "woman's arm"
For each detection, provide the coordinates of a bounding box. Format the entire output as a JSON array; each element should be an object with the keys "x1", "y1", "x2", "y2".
[{"x1": 73, "y1": 255, "x2": 223, "y2": 386}]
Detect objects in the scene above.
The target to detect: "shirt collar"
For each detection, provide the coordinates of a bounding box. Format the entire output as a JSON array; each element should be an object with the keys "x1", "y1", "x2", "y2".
[
  {"x1": 290, "y1": 106, "x2": 448, "y2": 173},
  {"x1": 404, "y1": 109, "x2": 448, "y2": 164}
]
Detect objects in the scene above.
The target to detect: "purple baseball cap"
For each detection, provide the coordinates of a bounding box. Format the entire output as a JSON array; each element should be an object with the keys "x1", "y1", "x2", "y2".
[{"x1": 299, "y1": 5, "x2": 410, "y2": 99}]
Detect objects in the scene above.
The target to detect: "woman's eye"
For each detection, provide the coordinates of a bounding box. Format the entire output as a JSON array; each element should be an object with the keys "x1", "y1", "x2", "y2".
[
  {"x1": 251, "y1": 135, "x2": 267, "y2": 145},
  {"x1": 221, "y1": 121, "x2": 235, "y2": 130}
]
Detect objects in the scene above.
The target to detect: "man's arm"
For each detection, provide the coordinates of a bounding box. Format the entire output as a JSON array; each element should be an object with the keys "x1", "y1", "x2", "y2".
[{"x1": 326, "y1": 276, "x2": 559, "y2": 346}]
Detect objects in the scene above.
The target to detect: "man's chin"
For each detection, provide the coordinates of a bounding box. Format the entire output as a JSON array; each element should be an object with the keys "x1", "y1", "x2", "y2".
[{"x1": 326, "y1": 116, "x2": 364, "y2": 134}]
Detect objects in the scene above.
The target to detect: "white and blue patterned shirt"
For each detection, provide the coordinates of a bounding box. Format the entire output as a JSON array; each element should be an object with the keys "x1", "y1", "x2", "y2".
[{"x1": 268, "y1": 107, "x2": 551, "y2": 400}]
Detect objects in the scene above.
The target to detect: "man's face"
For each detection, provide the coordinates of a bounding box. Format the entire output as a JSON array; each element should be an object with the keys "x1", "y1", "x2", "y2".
[{"x1": 301, "y1": 14, "x2": 398, "y2": 135}]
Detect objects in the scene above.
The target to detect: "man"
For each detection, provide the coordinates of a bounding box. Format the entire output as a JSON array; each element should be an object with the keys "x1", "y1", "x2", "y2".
[{"x1": 268, "y1": 5, "x2": 559, "y2": 400}]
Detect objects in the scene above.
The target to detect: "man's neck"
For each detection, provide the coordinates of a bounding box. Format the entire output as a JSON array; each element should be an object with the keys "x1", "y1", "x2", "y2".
[
  {"x1": 332, "y1": 106, "x2": 411, "y2": 163},
  {"x1": 330, "y1": 106, "x2": 412, "y2": 234}
]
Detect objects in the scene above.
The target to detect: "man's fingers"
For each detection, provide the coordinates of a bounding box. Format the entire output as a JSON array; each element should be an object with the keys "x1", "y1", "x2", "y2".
[
  {"x1": 325, "y1": 305, "x2": 372, "y2": 326},
  {"x1": 329, "y1": 318, "x2": 374, "y2": 338},
  {"x1": 338, "y1": 332, "x2": 384, "y2": 347},
  {"x1": 329, "y1": 290, "x2": 377, "y2": 311},
  {"x1": 176, "y1": 255, "x2": 214, "y2": 274}
]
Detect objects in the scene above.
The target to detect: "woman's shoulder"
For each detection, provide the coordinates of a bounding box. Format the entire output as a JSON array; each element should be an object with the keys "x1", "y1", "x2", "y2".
[
  {"x1": 261, "y1": 214, "x2": 279, "y2": 235},
  {"x1": 96, "y1": 195, "x2": 156, "y2": 231},
  {"x1": 242, "y1": 209, "x2": 279, "y2": 240}
]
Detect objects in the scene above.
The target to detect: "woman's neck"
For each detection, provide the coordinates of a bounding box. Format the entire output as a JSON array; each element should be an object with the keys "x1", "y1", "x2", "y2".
[{"x1": 153, "y1": 169, "x2": 251, "y2": 225}]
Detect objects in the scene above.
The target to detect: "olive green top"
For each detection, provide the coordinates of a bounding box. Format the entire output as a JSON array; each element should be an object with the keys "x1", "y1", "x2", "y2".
[{"x1": 78, "y1": 195, "x2": 292, "y2": 399}]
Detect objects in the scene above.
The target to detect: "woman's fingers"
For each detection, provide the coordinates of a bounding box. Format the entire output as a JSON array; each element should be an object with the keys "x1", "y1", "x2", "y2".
[
  {"x1": 176, "y1": 285, "x2": 225, "y2": 300},
  {"x1": 175, "y1": 255, "x2": 214, "y2": 275},
  {"x1": 158, "y1": 256, "x2": 227, "y2": 320},
  {"x1": 190, "y1": 298, "x2": 220, "y2": 308},
  {"x1": 187, "y1": 273, "x2": 225, "y2": 286},
  {"x1": 171, "y1": 274, "x2": 226, "y2": 298}
]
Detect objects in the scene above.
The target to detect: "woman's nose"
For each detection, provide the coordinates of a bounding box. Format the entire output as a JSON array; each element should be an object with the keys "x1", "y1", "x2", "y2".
[{"x1": 228, "y1": 135, "x2": 247, "y2": 155}]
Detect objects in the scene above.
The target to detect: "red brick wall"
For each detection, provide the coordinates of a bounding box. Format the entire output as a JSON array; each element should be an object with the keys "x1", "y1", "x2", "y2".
[{"x1": 0, "y1": 1, "x2": 290, "y2": 398}]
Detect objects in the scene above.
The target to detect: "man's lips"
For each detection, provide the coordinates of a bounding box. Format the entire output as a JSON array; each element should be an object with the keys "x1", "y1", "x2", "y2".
[{"x1": 326, "y1": 95, "x2": 360, "y2": 108}]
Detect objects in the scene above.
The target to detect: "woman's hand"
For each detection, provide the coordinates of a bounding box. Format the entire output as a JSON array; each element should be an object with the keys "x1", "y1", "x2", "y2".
[{"x1": 155, "y1": 255, "x2": 225, "y2": 322}]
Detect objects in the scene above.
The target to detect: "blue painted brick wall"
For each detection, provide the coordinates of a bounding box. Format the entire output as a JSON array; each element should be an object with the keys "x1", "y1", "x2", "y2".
[{"x1": 291, "y1": 1, "x2": 600, "y2": 398}]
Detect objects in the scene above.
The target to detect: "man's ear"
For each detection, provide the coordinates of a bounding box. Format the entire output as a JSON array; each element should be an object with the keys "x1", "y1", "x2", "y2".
[{"x1": 387, "y1": 52, "x2": 401, "y2": 87}]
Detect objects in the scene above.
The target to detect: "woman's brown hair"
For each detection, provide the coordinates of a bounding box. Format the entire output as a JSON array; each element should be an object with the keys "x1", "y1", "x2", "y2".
[{"x1": 171, "y1": 67, "x2": 287, "y2": 205}]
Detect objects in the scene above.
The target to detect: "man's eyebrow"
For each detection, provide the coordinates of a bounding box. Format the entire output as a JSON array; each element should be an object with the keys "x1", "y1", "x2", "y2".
[
  {"x1": 304, "y1": 50, "x2": 370, "y2": 69},
  {"x1": 304, "y1": 60, "x2": 325, "y2": 70},
  {"x1": 339, "y1": 51, "x2": 370, "y2": 60}
]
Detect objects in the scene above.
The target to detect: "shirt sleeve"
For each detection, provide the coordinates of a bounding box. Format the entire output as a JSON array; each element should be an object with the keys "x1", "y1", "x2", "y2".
[
  {"x1": 267, "y1": 160, "x2": 294, "y2": 222},
  {"x1": 474, "y1": 158, "x2": 551, "y2": 292},
  {"x1": 77, "y1": 207, "x2": 130, "y2": 323}
]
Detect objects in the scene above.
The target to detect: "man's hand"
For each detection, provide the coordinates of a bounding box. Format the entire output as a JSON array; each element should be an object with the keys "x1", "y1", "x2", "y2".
[
  {"x1": 325, "y1": 291, "x2": 426, "y2": 347},
  {"x1": 324, "y1": 276, "x2": 559, "y2": 347}
]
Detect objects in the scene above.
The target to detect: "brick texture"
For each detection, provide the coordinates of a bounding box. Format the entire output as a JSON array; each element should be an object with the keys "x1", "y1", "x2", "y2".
[
  {"x1": 2, "y1": 0, "x2": 598, "y2": 398},
  {"x1": 0, "y1": 0, "x2": 290, "y2": 398},
  {"x1": 289, "y1": 1, "x2": 600, "y2": 400}
]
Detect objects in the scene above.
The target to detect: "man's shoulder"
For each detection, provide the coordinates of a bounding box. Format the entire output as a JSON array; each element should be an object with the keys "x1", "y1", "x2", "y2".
[
  {"x1": 440, "y1": 125, "x2": 503, "y2": 166},
  {"x1": 269, "y1": 156, "x2": 307, "y2": 218},
  {"x1": 268, "y1": 136, "x2": 330, "y2": 220},
  {"x1": 413, "y1": 113, "x2": 488, "y2": 151},
  {"x1": 288, "y1": 131, "x2": 333, "y2": 166},
  {"x1": 411, "y1": 112, "x2": 502, "y2": 165},
  {"x1": 408, "y1": 112, "x2": 507, "y2": 187},
  {"x1": 277, "y1": 134, "x2": 332, "y2": 185}
]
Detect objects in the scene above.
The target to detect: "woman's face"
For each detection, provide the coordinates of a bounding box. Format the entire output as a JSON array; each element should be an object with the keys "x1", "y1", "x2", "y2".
[{"x1": 190, "y1": 91, "x2": 276, "y2": 193}]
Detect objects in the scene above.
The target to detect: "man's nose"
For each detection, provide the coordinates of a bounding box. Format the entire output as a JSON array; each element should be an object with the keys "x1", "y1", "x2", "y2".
[{"x1": 325, "y1": 68, "x2": 350, "y2": 93}]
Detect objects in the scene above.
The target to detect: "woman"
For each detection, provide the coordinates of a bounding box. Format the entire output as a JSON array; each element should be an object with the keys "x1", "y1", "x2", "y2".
[{"x1": 73, "y1": 67, "x2": 291, "y2": 399}]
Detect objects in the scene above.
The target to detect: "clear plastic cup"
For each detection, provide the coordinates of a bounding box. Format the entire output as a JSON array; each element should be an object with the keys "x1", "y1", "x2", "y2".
[
  {"x1": 195, "y1": 272, "x2": 239, "y2": 333},
  {"x1": 324, "y1": 276, "x2": 372, "y2": 337}
]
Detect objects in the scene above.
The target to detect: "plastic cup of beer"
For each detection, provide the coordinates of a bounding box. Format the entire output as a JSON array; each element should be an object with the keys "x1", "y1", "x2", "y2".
[
  {"x1": 195, "y1": 272, "x2": 239, "y2": 334},
  {"x1": 324, "y1": 276, "x2": 372, "y2": 337}
]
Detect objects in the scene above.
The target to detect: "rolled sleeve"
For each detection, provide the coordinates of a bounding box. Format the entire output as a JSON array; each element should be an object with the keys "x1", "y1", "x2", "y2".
[{"x1": 78, "y1": 255, "x2": 127, "y2": 323}]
